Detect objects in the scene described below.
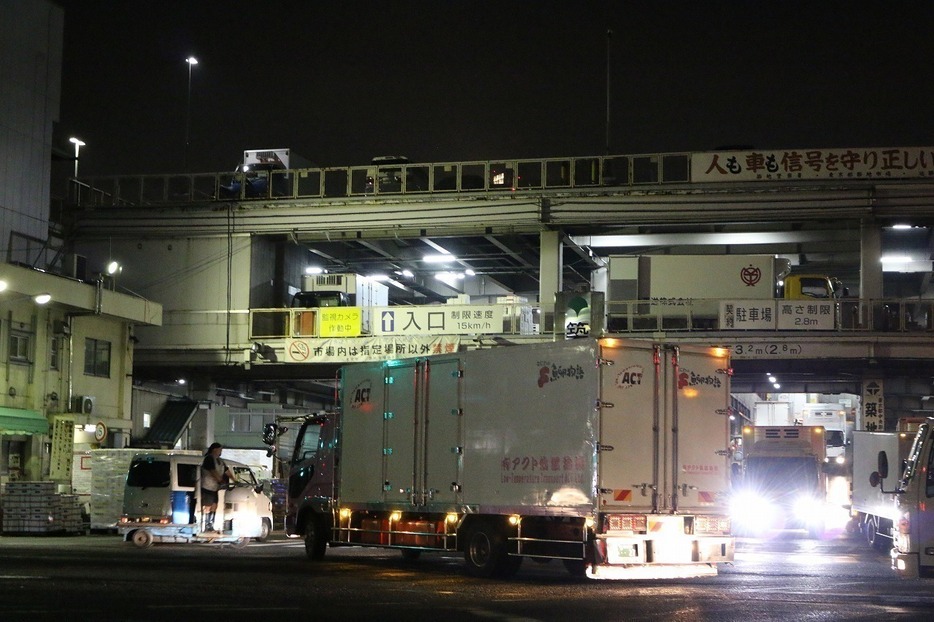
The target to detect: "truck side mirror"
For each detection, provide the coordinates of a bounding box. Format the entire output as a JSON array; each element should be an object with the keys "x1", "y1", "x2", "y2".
[
  {"x1": 876, "y1": 450, "x2": 889, "y2": 479},
  {"x1": 262, "y1": 422, "x2": 279, "y2": 446}
]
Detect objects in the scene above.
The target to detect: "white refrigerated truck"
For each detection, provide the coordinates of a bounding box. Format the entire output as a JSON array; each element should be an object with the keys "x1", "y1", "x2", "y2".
[
  {"x1": 264, "y1": 338, "x2": 735, "y2": 579},
  {"x1": 853, "y1": 421, "x2": 934, "y2": 577},
  {"x1": 851, "y1": 431, "x2": 913, "y2": 550},
  {"x1": 799, "y1": 403, "x2": 848, "y2": 468}
]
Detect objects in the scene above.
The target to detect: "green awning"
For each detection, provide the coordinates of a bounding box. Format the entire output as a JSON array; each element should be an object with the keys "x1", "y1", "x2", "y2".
[{"x1": 0, "y1": 407, "x2": 50, "y2": 435}]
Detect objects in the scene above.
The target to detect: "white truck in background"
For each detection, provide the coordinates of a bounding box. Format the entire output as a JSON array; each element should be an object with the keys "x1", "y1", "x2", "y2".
[
  {"x1": 799, "y1": 403, "x2": 849, "y2": 470},
  {"x1": 855, "y1": 419, "x2": 934, "y2": 577},
  {"x1": 291, "y1": 273, "x2": 389, "y2": 334},
  {"x1": 850, "y1": 431, "x2": 913, "y2": 550},
  {"x1": 604, "y1": 254, "x2": 841, "y2": 329},
  {"x1": 264, "y1": 338, "x2": 735, "y2": 580},
  {"x1": 732, "y1": 425, "x2": 828, "y2": 538},
  {"x1": 753, "y1": 401, "x2": 794, "y2": 426}
]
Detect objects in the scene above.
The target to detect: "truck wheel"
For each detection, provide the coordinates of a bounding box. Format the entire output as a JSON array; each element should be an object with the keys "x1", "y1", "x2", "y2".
[
  {"x1": 131, "y1": 529, "x2": 154, "y2": 549},
  {"x1": 256, "y1": 518, "x2": 271, "y2": 542},
  {"x1": 464, "y1": 523, "x2": 520, "y2": 578},
  {"x1": 304, "y1": 515, "x2": 327, "y2": 560},
  {"x1": 865, "y1": 517, "x2": 891, "y2": 551}
]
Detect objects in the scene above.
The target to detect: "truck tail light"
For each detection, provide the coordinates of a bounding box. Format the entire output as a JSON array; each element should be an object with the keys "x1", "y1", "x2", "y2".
[
  {"x1": 695, "y1": 515, "x2": 731, "y2": 536},
  {"x1": 605, "y1": 513, "x2": 647, "y2": 534}
]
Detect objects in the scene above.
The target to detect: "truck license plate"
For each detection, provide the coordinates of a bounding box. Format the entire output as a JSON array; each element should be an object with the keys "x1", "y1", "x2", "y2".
[{"x1": 607, "y1": 539, "x2": 642, "y2": 564}]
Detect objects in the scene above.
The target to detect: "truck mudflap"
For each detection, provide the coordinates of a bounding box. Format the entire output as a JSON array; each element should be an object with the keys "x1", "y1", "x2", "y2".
[{"x1": 891, "y1": 548, "x2": 920, "y2": 577}]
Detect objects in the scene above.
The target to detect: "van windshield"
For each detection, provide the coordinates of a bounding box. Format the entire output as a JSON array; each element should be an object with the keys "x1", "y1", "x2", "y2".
[{"x1": 127, "y1": 460, "x2": 170, "y2": 488}]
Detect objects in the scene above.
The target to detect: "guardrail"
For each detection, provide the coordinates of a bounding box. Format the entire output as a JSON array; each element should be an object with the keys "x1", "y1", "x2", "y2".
[
  {"x1": 249, "y1": 304, "x2": 534, "y2": 340},
  {"x1": 246, "y1": 298, "x2": 933, "y2": 341},
  {"x1": 69, "y1": 152, "x2": 694, "y2": 207},
  {"x1": 604, "y1": 298, "x2": 934, "y2": 333}
]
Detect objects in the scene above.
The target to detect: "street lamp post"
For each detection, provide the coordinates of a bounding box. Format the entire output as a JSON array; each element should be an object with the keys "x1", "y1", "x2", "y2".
[
  {"x1": 605, "y1": 29, "x2": 613, "y2": 155},
  {"x1": 69, "y1": 137, "x2": 85, "y2": 178},
  {"x1": 185, "y1": 56, "x2": 198, "y2": 172}
]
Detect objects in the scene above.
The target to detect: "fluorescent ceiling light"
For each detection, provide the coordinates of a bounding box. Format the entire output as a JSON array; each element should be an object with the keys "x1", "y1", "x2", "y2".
[
  {"x1": 880, "y1": 255, "x2": 912, "y2": 264},
  {"x1": 34, "y1": 293, "x2": 52, "y2": 305},
  {"x1": 890, "y1": 224, "x2": 913, "y2": 229},
  {"x1": 304, "y1": 267, "x2": 324, "y2": 274},
  {"x1": 423, "y1": 253, "x2": 456, "y2": 263}
]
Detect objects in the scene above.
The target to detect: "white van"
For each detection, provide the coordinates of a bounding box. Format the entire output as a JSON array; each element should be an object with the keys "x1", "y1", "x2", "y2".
[{"x1": 119, "y1": 452, "x2": 273, "y2": 548}]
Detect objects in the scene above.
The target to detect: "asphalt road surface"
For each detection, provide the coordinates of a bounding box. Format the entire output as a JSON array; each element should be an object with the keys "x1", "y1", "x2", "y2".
[{"x1": 0, "y1": 527, "x2": 930, "y2": 621}]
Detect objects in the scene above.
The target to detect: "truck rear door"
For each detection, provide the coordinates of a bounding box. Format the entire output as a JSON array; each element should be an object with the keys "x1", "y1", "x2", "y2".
[
  {"x1": 665, "y1": 345, "x2": 732, "y2": 513},
  {"x1": 348, "y1": 358, "x2": 462, "y2": 507},
  {"x1": 597, "y1": 341, "x2": 731, "y2": 513},
  {"x1": 598, "y1": 340, "x2": 661, "y2": 512}
]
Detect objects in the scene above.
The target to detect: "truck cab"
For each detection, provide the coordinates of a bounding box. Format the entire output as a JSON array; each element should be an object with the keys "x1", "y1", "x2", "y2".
[
  {"x1": 879, "y1": 419, "x2": 934, "y2": 577},
  {"x1": 781, "y1": 274, "x2": 844, "y2": 299},
  {"x1": 732, "y1": 425, "x2": 828, "y2": 537}
]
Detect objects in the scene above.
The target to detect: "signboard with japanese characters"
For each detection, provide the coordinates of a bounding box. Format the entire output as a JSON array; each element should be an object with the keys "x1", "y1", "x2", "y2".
[
  {"x1": 285, "y1": 336, "x2": 460, "y2": 363},
  {"x1": 775, "y1": 301, "x2": 835, "y2": 330},
  {"x1": 720, "y1": 300, "x2": 776, "y2": 330},
  {"x1": 692, "y1": 146, "x2": 934, "y2": 183},
  {"x1": 370, "y1": 305, "x2": 501, "y2": 336},
  {"x1": 318, "y1": 307, "x2": 362, "y2": 337},
  {"x1": 860, "y1": 378, "x2": 885, "y2": 431},
  {"x1": 720, "y1": 300, "x2": 835, "y2": 330}
]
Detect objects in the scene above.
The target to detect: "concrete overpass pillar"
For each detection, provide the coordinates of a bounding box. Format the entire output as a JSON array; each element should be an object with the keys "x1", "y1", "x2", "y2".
[
  {"x1": 860, "y1": 220, "x2": 883, "y2": 299},
  {"x1": 539, "y1": 230, "x2": 563, "y2": 334},
  {"x1": 860, "y1": 221, "x2": 884, "y2": 327}
]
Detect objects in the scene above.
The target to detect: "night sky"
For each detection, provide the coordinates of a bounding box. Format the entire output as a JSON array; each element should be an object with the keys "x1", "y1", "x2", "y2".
[{"x1": 55, "y1": 1, "x2": 934, "y2": 177}]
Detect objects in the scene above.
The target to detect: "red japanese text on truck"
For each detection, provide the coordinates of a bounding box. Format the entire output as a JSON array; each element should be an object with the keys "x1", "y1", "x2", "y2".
[
  {"x1": 263, "y1": 338, "x2": 735, "y2": 579},
  {"x1": 853, "y1": 419, "x2": 934, "y2": 577}
]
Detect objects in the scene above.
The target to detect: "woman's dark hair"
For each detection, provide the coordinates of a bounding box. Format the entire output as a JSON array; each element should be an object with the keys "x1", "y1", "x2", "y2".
[{"x1": 206, "y1": 442, "x2": 223, "y2": 455}]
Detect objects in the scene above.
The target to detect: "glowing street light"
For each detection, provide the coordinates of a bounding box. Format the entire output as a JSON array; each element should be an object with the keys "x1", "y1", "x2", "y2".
[
  {"x1": 69, "y1": 137, "x2": 85, "y2": 178},
  {"x1": 185, "y1": 56, "x2": 198, "y2": 172}
]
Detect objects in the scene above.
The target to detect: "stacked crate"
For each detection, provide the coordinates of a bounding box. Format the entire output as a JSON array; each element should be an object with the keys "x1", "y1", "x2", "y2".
[{"x1": 1, "y1": 481, "x2": 85, "y2": 534}]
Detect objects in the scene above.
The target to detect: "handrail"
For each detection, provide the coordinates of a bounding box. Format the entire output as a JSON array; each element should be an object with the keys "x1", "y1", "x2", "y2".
[
  {"x1": 176, "y1": 298, "x2": 934, "y2": 342},
  {"x1": 70, "y1": 152, "x2": 690, "y2": 207}
]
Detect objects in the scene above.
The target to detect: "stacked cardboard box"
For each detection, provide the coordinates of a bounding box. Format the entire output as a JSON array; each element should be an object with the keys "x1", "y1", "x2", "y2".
[{"x1": 1, "y1": 481, "x2": 85, "y2": 534}]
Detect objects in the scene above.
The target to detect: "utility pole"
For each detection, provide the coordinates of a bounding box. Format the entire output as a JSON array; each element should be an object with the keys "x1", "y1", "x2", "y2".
[{"x1": 606, "y1": 29, "x2": 613, "y2": 155}]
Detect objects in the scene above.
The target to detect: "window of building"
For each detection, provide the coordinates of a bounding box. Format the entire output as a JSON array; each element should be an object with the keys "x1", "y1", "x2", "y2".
[
  {"x1": 84, "y1": 338, "x2": 111, "y2": 377},
  {"x1": 49, "y1": 336, "x2": 61, "y2": 371},
  {"x1": 9, "y1": 330, "x2": 31, "y2": 364},
  {"x1": 229, "y1": 412, "x2": 274, "y2": 433}
]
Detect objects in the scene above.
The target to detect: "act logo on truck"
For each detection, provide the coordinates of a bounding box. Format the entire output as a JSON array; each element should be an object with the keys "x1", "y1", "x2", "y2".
[
  {"x1": 536, "y1": 361, "x2": 586, "y2": 388},
  {"x1": 349, "y1": 380, "x2": 373, "y2": 412},
  {"x1": 614, "y1": 365, "x2": 644, "y2": 389}
]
